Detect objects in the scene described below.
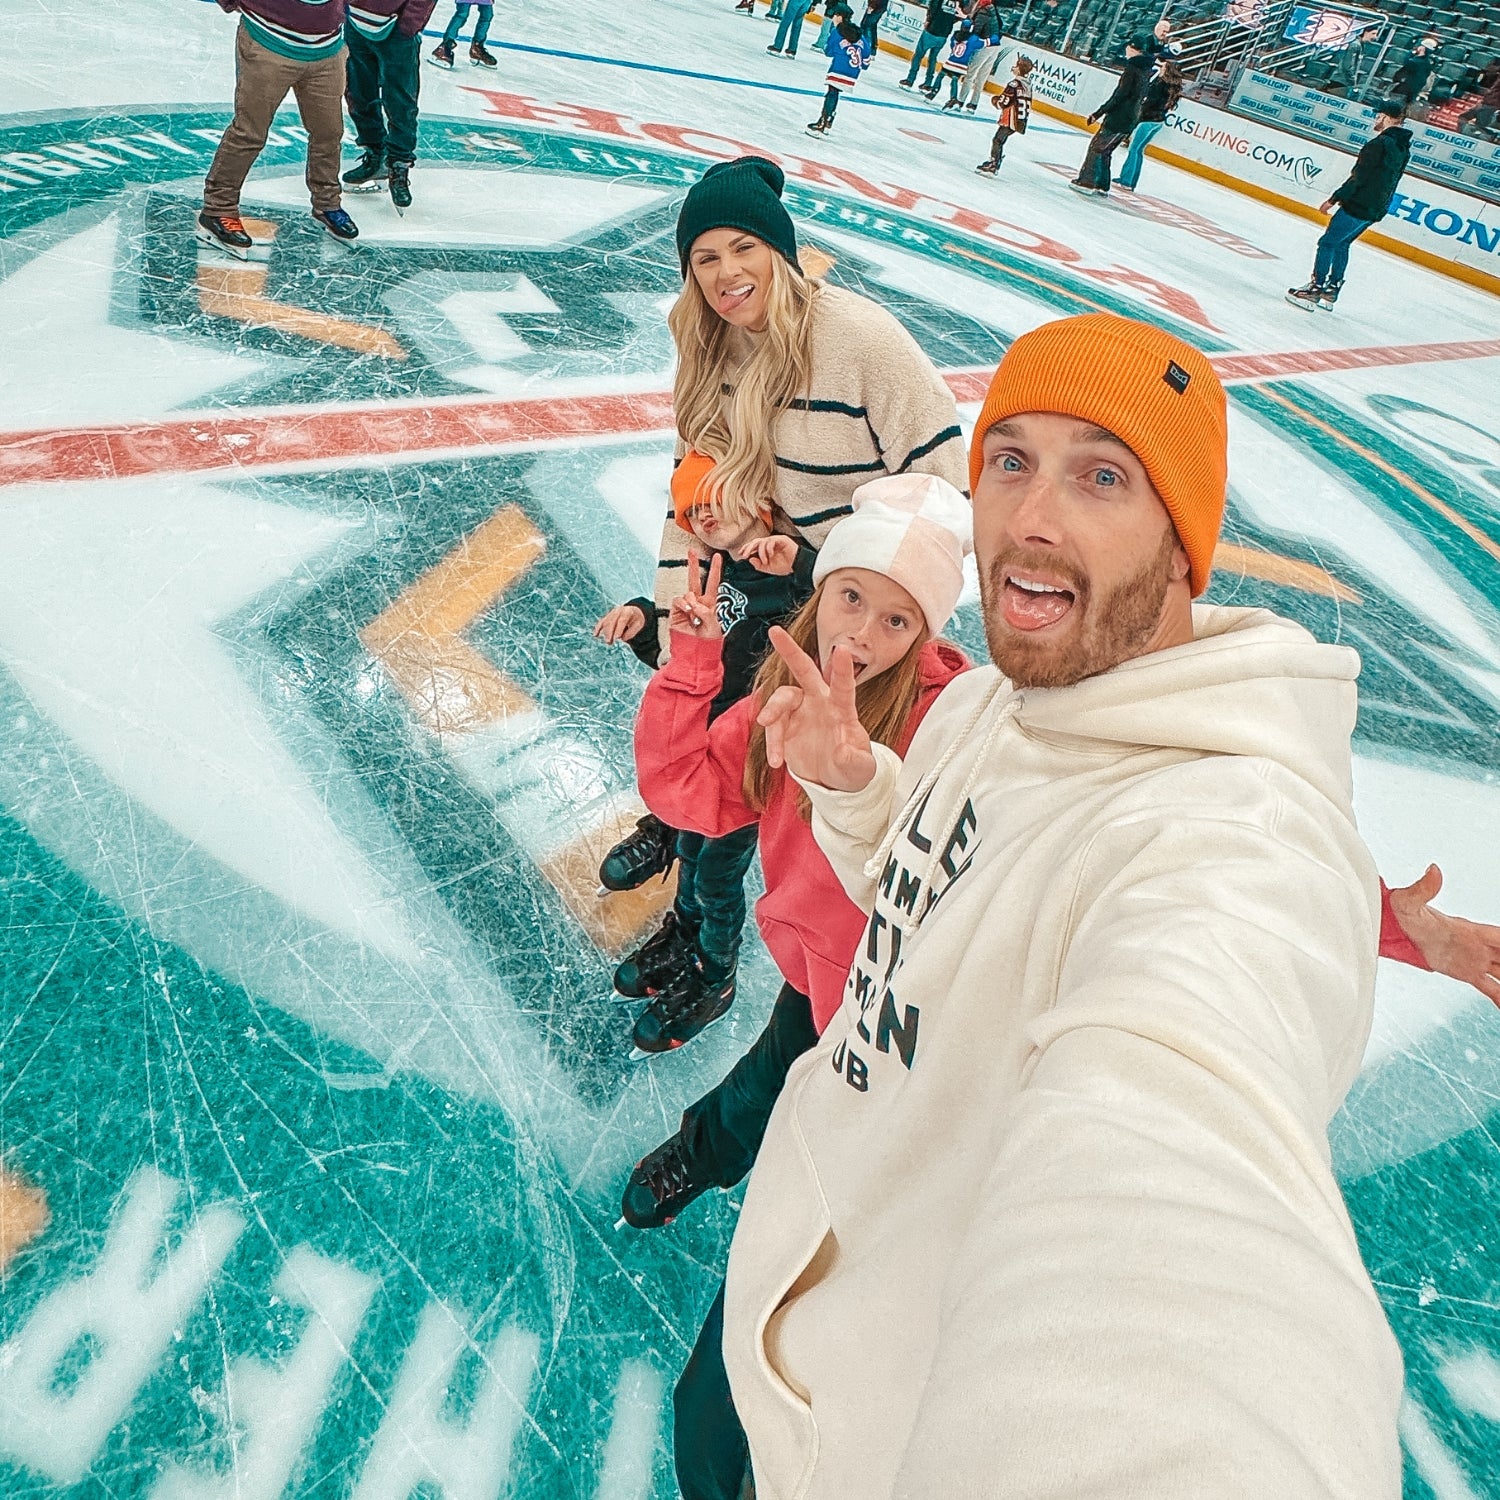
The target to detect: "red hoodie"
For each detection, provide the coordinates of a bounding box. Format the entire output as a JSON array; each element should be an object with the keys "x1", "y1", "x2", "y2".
[
  {"x1": 635, "y1": 630, "x2": 969, "y2": 1032},
  {"x1": 636, "y1": 634, "x2": 1428, "y2": 1031}
]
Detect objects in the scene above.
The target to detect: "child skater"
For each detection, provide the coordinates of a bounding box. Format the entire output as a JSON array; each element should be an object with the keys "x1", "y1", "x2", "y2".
[
  {"x1": 428, "y1": 0, "x2": 495, "y2": 67},
  {"x1": 938, "y1": 24, "x2": 985, "y2": 108},
  {"x1": 594, "y1": 451, "x2": 816, "y2": 1055},
  {"x1": 976, "y1": 53, "x2": 1033, "y2": 174},
  {"x1": 806, "y1": 12, "x2": 872, "y2": 135}
]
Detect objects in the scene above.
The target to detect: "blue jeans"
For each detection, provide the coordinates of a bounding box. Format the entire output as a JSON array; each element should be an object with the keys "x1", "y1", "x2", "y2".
[
  {"x1": 1117, "y1": 119, "x2": 1163, "y2": 189},
  {"x1": 903, "y1": 30, "x2": 945, "y2": 85},
  {"x1": 1313, "y1": 208, "x2": 1375, "y2": 286},
  {"x1": 442, "y1": 0, "x2": 490, "y2": 45},
  {"x1": 772, "y1": 0, "x2": 813, "y2": 53},
  {"x1": 673, "y1": 824, "x2": 759, "y2": 973}
]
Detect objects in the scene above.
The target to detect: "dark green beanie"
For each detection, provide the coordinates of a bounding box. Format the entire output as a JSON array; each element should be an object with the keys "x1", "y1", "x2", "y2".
[{"x1": 675, "y1": 156, "x2": 801, "y2": 276}]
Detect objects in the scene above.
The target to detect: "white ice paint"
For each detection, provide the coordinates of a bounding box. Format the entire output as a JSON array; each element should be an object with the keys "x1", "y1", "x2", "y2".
[
  {"x1": 0, "y1": 476, "x2": 416, "y2": 959},
  {"x1": 0, "y1": 1169, "x2": 244, "y2": 1485},
  {"x1": 151, "y1": 1247, "x2": 378, "y2": 1500},
  {"x1": 1400, "y1": 1397, "x2": 1481, "y2": 1500},
  {"x1": 350, "y1": 1307, "x2": 540, "y2": 1500},
  {"x1": 595, "y1": 1359, "x2": 665, "y2": 1500}
]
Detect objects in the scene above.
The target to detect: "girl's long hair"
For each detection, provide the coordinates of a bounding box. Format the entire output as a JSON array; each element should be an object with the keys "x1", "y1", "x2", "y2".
[
  {"x1": 742, "y1": 581, "x2": 931, "y2": 819},
  {"x1": 668, "y1": 248, "x2": 819, "y2": 531},
  {"x1": 1160, "y1": 62, "x2": 1185, "y2": 112}
]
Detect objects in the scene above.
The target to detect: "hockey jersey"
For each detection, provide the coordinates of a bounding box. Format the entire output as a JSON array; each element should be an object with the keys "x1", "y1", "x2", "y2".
[
  {"x1": 994, "y1": 75, "x2": 1033, "y2": 131},
  {"x1": 825, "y1": 29, "x2": 873, "y2": 90},
  {"x1": 942, "y1": 29, "x2": 986, "y2": 74}
]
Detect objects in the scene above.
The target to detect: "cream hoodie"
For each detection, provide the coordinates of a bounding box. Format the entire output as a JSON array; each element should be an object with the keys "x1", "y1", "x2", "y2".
[{"x1": 722, "y1": 604, "x2": 1404, "y2": 1500}]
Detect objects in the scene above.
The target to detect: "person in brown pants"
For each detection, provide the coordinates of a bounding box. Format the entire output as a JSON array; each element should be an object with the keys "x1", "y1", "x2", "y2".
[{"x1": 199, "y1": 0, "x2": 360, "y2": 252}]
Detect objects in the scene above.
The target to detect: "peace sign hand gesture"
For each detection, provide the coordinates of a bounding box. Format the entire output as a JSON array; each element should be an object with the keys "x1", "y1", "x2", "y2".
[
  {"x1": 757, "y1": 626, "x2": 876, "y2": 793},
  {"x1": 669, "y1": 549, "x2": 724, "y2": 640}
]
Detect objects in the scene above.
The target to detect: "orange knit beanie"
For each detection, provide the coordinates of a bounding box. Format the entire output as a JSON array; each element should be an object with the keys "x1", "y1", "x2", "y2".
[
  {"x1": 968, "y1": 314, "x2": 1227, "y2": 596},
  {"x1": 671, "y1": 450, "x2": 773, "y2": 534}
]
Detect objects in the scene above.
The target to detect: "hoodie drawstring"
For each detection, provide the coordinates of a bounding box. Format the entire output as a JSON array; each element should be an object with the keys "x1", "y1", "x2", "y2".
[{"x1": 862, "y1": 680, "x2": 1019, "y2": 932}]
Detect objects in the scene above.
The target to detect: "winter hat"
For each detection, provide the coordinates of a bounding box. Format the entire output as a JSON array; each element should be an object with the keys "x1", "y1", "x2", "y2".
[
  {"x1": 969, "y1": 314, "x2": 1227, "y2": 596},
  {"x1": 670, "y1": 449, "x2": 772, "y2": 533},
  {"x1": 813, "y1": 474, "x2": 973, "y2": 634},
  {"x1": 675, "y1": 157, "x2": 800, "y2": 276}
]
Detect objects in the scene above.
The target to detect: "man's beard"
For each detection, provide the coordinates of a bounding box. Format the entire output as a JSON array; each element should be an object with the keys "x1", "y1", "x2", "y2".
[{"x1": 980, "y1": 529, "x2": 1178, "y2": 690}]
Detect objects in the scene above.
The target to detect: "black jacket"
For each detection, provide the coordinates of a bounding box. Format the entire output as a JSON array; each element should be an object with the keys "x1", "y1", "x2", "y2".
[
  {"x1": 1092, "y1": 53, "x2": 1151, "y2": 133},
  {"x1": 626, "y1": 543, "x2": 817, "y2": 721},
  {"x1": 1331, "y1": 126, "x2": 1411, "y2": 222},
  {"x1": 1137, "y1": 71, "x2": 1180, "y2": 124},
  {"x1": 923, "y1": 0, "x2": 962, "y2": 38}
]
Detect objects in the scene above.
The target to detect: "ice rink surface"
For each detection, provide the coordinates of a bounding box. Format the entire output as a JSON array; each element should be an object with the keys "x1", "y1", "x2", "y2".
[{"x1": 0, "y1": 0, "x2": 1498, "y2": 1493}]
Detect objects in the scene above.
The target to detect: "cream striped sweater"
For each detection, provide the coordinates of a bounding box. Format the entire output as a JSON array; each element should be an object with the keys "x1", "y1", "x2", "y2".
[{"x1": 653, "y1": 284, "x2": 967, "y2": 653}]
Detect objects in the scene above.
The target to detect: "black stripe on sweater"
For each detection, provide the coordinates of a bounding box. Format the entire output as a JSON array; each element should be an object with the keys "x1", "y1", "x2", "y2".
[
  {"x1": 788, "y1": 503, "x2": 855, "y2": 527},
  {"x1": 784, "y1": 398, "x2": 870, "y2": 419},
  {"x1": 658, "y1": 557, "x2": 689, "y2": 569},
  {"x1": 775, "y1": 455, "x2": 887, "y2": 477},
  {"x1": 894, "y1": 426, "x2": 964, "y2": 474}
]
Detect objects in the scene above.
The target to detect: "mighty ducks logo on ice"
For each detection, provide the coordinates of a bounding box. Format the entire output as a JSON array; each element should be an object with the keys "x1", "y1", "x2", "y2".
[{"x1": 1, "y1": 100, "x2": 1499, "y2": 1499}]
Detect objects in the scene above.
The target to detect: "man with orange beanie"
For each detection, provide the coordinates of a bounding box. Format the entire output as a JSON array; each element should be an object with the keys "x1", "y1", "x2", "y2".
[{"x1": 720, "y1": 312, "x2": 1404, "y2": 1498}]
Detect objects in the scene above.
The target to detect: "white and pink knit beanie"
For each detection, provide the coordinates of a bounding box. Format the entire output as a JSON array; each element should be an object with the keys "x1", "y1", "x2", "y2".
[{"x1": 812, "y1": 474, "x2": 973, "y2": 634}]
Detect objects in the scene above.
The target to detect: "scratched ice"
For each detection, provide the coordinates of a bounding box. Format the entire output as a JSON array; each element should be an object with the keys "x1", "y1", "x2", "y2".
[{"x1": 1, "y1": 0, "x2": 1498, "y2": 1494}]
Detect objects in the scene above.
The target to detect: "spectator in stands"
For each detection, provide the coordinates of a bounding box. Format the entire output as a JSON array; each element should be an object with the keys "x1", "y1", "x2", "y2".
[
  {"x1": 1118, "y1": 59, "x2": 1184, "y2": 192},
  {"x1": 1335, "y1": 25, "x2": 1380, "y2": 99},
  {"x1": 1287, "y1": 99, "x2": 1411, "y2": 312},
  {"x1": 1145, "y1": 17, "x2": 1180, "y2": 59},
  {"x1": 1457, "y1": 59, "x2": 1500, "y2": 136},
  {"x1": 1390, "y1": 36, "x2": 1440, "y2": 104},
  {"x1": 1070, "y1": 37, "x2": 1150, "y2": 194},
  {"x1": 901, "y1": 0, "x2": 963, "y2": 90}
]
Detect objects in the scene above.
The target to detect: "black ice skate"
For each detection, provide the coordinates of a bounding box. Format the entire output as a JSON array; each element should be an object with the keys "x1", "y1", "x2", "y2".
[
  {"x1": 805, "y1": 114, "x2": 832, "y2": 136},
  {"x1": 619, "y1": 1125, "x2": 715, "y2": 1229},
  {"x1": 941, "y1": 97, "x2": 961, "y2": 110},
  {"x1": 469, "y1": 40, "x2": 497, "y2": 66},
  {"x1": 1284, "y1": 281, "x2": 1324, "y2": 311},
  {"x1": 195, "y1": 211, "x2": 253, "y2": 259},
  {"x1": 898, "y1": 77, "x2": 914, "y2": 89},
  {"x1": 429, "y1": 39, "x2": 455, "y2": 68},
  {"x1": 975, "y1": 159, "x2": 999, "y2": 175},
  {"x1": 920, "y1": 84, "x2": 940, "y2": 99},
  {"x1": 631, "y1": 956, "x2": 736, "y2": 1055},
  {"x1": 767, "y1": 44, "x2": 783, "y2": 54},
  {"x1": 312, "y1": 207, "x2": 360, "y2": 243},
  {"x1": 599, "y1": 812, "x2": 678, "y2": 893},
  {"x1": 342, "y1": 149, "x2": 385, "y2": 191},
  {"x1": 1317, "y1": 281, "x2": 1341, "y2": 311},
  {"x1": 613, "y1": 909, "x2": 697, "y2": 999},
  {"x1": 388, "y1": 160, "x2": 412, "y2": 214}
]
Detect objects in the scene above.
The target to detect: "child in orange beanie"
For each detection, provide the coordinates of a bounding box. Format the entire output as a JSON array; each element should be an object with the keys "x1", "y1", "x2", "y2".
[{"x1": 593, "y1": 451, "x2": 816, "y2": 1049}]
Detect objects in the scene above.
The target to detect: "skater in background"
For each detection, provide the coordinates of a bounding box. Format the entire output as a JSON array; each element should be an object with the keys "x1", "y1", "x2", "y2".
[
  {"x1": 198, "y1": 0, "x2": 359, "y2": 252},
  {"x1": 599, "y1": 157, "x2": 969, "y2": 1025},
  {"x1": 954, "y1": 0, "x2": 1003, "y2": 111},
  {"x1": 593, "y1": 452, "x2": 817, "y2": 1055},
  {"x1": 342, "y1": 0, "x2": 435, "y2": 211},
  {"x1": 1287, "y1": 98, "x2": 1411, "y2": 310},
  {"x1": 899, "y1": 0, "x2": 963, "y2": 93},
  {"x1": 806, "y1": 13, "x2": 871, "y2": 135},
  {"x1": 938, "y1": 24, "x2": 984, "y2": 107},
  {"x1": 813, "y1": 0, "x2": 852, "y2": 53},
  {"x1": 859, "y1": 0, "x2": 889, "y2": 53},
  {"x1": 429, "y1": 0, "x2": 496, "y2": 66},
  {"x1": 1116, "y1": 57, "x2": 1183, "y2": 192},
  {"x1": 627, "y1": 478, "x2": 973, "y2": 1500},
  {"x1": 975, "y1": 54, "x2": 1033, "y2": 174},
  {"x1": 1070, "y1": 36, "x2": 1149, "y2": 194}
]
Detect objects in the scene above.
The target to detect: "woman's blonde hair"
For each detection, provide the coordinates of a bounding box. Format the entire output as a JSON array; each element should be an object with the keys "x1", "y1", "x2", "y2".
[
  {"x1": 668, "y1": 247, "x2": 819, "y2": 529},
  {"x1": 742, "y1": 581, "x2": 931, "y2": 820}
]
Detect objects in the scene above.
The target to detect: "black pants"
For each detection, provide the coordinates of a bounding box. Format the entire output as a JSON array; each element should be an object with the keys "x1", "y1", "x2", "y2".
[
  {"x1": 1074, "y1": 126, "x2": 1128, "y2": 191},
  {"x1": 674, "y1": 825, "x2": 760, "y2": 976},
  {"x1": 674, "y1": 984, "x2": 818, "y2": 1500},
  {"x1": 820, "y1": 85, "x2": 844, "y2": 121},
  {"x1": 344, "y1": 23, "x2": 421, "y2": 163},
  {"x1": 986, "y1": 123, "x2": 1016, "y2": 164}
]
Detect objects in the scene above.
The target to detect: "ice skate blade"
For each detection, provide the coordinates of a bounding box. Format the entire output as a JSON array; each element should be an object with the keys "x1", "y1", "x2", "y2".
[
  {"x1": 344, "y1": 181, "x2": 386, "y2": 194},
  {"x1": 194, "y1": 227, "x2": 251, "y2": 261},
  {"x1": 613, "y1": 1216, "x2": 629, "y2": 1231}
]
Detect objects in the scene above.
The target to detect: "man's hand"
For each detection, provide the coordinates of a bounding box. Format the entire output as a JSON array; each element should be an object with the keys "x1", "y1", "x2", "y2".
[
  {"x1": 1389, "y1": 864, "x2": 1500, "y2": 1007},
  {"x1": 594, "y1": 603, "x2": 647, "y2": 645},
  {"x1": 735, "y1": 535, "x2": 801, "y2": 576},
  {"x1": 1319, "y1": 197, "x2": 1336, "y2": 213},
  {"x1": 757, "y1": 625, "x2": 876, "y2": 792},
  {"x1": 668, "y1": 549, "x2": 724, "y2": 640}
]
